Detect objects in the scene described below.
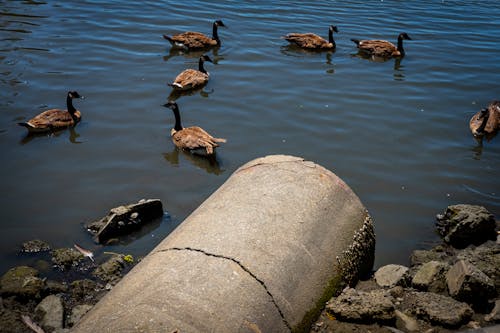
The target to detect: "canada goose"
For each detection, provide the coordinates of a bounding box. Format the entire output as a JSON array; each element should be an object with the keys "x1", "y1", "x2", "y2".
[
  {"x1": 283, "y1": 25, "x2": 338, "y2": 50},
  {"x1": 351, "y1": 32, "x2": 412, "y2": 58},
  {"x1": 168, "y1": 55, "x2": 213, "y2": 91},
  {"x1": 163, "y1": 20, "x2": 226, "y2": 50},
  {"x1": 18, "y1": 91, "x2": 84, "y2": 134},
  {"x1": 163, "y1": 101, "x2": 226, "y2": 155},
  {"x1": 469, "y1": 101, "x2": 500, "y2": 137}
]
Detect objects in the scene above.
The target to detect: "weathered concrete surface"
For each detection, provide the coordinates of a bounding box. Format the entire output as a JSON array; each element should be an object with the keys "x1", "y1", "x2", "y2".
[{"x1": 73, "y1": 155, "x2": 375, "y2": 333}]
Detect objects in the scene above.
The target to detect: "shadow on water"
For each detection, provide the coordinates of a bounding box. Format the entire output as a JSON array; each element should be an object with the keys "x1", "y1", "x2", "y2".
[
  {"x1": 167, "y1": 86, "x2": 213, "y2": 102},
  {"x1": 163, "y1": 147, "x2": 225, "y2": 175},
  {"x1": 19, "y1": 126, "x2": 83, "y2": 145},
  {"x1": 470, "y1": 132, "x2": 499, "y2": 160},
  {"x1": 351, "y1": 52, "x2": 406, "y2": 80},
  {"x1": 162, "y1": 46, "x2": 223, "y2": 64}
]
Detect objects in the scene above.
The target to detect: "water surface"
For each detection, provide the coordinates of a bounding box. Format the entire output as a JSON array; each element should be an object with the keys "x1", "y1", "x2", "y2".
[{"x1": 1, "y1": 0, "x2": 499, "y2": 275}]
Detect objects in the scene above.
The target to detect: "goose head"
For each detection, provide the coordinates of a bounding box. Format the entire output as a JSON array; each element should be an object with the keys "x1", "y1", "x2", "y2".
[
  {"x1": 398, "y1": 32, "x2": 412, "y2": 41},
  {"x1": 68, "y1": 91, "x2": 83, "y2": 99},
  {"x1": 215, "y1": 20, "x2": 226, "y2": 28},
  {"x1": 329, "y1": 25, "x2": 339, "y2": 33}
]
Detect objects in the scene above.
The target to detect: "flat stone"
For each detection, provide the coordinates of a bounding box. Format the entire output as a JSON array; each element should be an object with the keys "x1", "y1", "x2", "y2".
[
  {"x1": 86, "y1": 199, "x2": 164, "y2": 244},
  {"x1": 401, "y1": 291, "x2": 473, "y2": 328},
  {"x1": 0, "y1": 266, "x2": 45, "y2": 299},
  {"x1": 374, "y1": 264, "x2": 409, "y2": 288},
  {"x1": 35, "y1": 295, "x2": 64, "y2": 332},
  {"x1": 446, "y1": 260, "x2": 496, "y2": 309},
  {"x1": 436, "y1": 204, "x2": 496, "y2": 248},
  {"x1": 411, "y1": 261, "x2": 448, "y2": 293},
  {"x1": 326, "y1": 287, "x2": 395, "y2": 324}
]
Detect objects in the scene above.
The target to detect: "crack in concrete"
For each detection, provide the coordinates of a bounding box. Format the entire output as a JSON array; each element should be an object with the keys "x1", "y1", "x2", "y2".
[{"x1": 157, "y1": 246, "x2": 291, "y2": 331}]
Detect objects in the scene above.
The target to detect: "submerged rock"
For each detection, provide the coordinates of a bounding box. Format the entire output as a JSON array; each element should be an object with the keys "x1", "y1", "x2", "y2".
[
  {"x1": 436, "y1": 204, "x2": 496, "y2": 248},
  {"x1": 21, "y1": 239, "x2": 51, "y2": 253},
  {"x1": 326, "y1": 287, "x2": 395, "y2": 324},
  {"x1": 86, "y1": 199, "x2": 163, "y2": 244},
  {"x1": 0, "y1": 266, "x2": 45, "y2": 300},
  {"x1": 52, "y1": 248, "x2": 84, "y2": 270},
  {"x1": 92, "y1": 255, "x2": 126, "y2": 284}
]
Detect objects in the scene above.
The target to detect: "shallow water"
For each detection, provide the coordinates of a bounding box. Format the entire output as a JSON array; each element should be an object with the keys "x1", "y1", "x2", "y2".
[{"x1": 1, "y1": 0, "x2": 499, "y2": 275}]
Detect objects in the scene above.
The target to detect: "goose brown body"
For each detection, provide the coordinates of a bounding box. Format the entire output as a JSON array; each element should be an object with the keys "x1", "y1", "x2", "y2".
[
  {"x1": 283, "y1": 25, "x2": 338, "y2": 50},
  {"x1": 18, "y1": 91, "x2": 83, "y2": 134},
  {"x1": 169, "y1": 55, "x2": 212, "y2": 91},
  {"x1": 164, "y1": 101, "x2": 226, "y2": 155},
  {"x1": 469, "y1": 101, "x2": 500, "y2": 137},
  {"x1": 351, "y1": 32, "x2": 412, "y2": 58},
  {"x1": 163, "y1": 20, "x2": 226, "y2": 50}
]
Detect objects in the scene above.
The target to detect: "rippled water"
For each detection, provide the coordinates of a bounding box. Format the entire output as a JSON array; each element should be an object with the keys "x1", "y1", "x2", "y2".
[{"x1": 1, "y1": 0, "x2": 499, "y2": 275}]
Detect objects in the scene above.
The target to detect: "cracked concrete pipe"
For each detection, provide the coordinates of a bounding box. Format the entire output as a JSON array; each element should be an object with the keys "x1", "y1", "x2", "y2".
[{"x1": 73, "y1": 155, "x2": 375, "y2": 333}]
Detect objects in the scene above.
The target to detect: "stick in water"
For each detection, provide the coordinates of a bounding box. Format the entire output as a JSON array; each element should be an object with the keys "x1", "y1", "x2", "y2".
[{"x1": 21, "y1": 315, "x2": 45, "y2": 333}]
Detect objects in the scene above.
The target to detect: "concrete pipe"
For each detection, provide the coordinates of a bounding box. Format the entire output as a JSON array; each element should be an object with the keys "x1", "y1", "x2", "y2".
[{"x1": 73, "y1": 155, "x2": 375, "y2": 333}]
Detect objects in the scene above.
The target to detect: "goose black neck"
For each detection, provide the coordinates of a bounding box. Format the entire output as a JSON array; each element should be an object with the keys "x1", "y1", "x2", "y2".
[
  {"x1": 171, "y1": 105, "x2": 183, "y2": 131},
  {"x1": 397, "y1": 36, "x2": 405, "y2": 56},
  {"x1": 198, "y1": 58, "x2": 208, "y2": 74},
  {"x1": 328, "y1": 28, "x2": 336, "y2": 47},
  {"x1": 66, "y1": 94, "x2": 76, "y2": 115},
  {"x1": 212, "y1": 22, "x2": 220, "y2": 45}
]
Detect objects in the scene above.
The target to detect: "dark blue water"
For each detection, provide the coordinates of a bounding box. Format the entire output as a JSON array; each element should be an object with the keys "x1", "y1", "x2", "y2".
[{"x1": 1, "y1": 0, "x2": 499, "y2": 275}]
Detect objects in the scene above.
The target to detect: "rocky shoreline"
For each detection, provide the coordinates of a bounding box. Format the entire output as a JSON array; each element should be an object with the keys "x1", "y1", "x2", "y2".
[
  {"x1": 313, "y1": 204, "x2": 499, "y2": 333},
  {"x1": 0, "y1": 203, "x2": 498, "y2": 333}
]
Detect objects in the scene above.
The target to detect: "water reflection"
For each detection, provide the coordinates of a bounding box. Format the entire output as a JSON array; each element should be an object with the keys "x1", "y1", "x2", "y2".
[
  {"x1": 167, "y1": 86, "x2": 213, "y2": 101},
  {"x1": 280, "y1": 44, "x2": 335, "y2": 63},
  {"x1": 163, "y1": 148, "x2": 224, "y2": 175},
  {"x1": 162, "y1": 46, "x2": 222, "y2": 64},
  {"x1": 102, "y1": 216, "x2": 165, "y2": 246},
  {"x1": 19, "y1": 126, "x2": 83, "y2": 145}
]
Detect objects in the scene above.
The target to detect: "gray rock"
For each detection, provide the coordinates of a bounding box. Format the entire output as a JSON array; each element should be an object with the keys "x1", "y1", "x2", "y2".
[
  {"x1": 68, "y1": 304, "x2": 93, "y2": 327},
  {"x1": 401, "y1": 291, "x2": 473, "y2": 328},
  {"x1": 92, "y1": 255, "x2": 125, "y2": 283},
  {"x1": 446, "y1": 260, "x2": 496, "y2": 309},
  {"x1": 44, "y1": 280, "x2": 69, "y2": 294},
  {"x1": 410, "y1": 245, "x2": 455, "y2": 266},
  {"x1": 436, "y1": 204, "x2": 496, "y2": 248},
  {"x1": 86, "y1": 199, "x2": 163, "y2": 244},
  {"x1": 21, "y1": 239, "x2": 51, "y2": 253},
  {"x1": 485, "y1": 299, "x2": 500, "y2": 323},
  {"x1": 326, "y1": 287, "x2": 395, "y2": 324},
  {"x1": 374, "y1": 264, "x2": 410, "y2": 288},
  {"x1": 51, "y1": 248, "x2": 84, "y2": 269},
  {"x1": 71, "y1": 279, "x2": 98, "y2": 301},
  {"x1": 456, "y1": 241, "x2": 500, "y2": 295},
  {"x1": 0, "y1": 266, "x2": 45, "y2": 299},
  {"x1": 35, "y1": 295, "x2": 64, "y2": 332},
  {"x1": 411, "y1": 261, "x2": 449, "y2": 293}
]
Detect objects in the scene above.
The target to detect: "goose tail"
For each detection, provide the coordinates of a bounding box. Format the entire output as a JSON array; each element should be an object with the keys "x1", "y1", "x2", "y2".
[
  {"x1": 213, "y1": 137, "x2": 226, "y2": 143},
  {"x1": 168, "y1": 82, "x2": 183, "y2": 89},
  {"x1": 351, "y1": 38, "x2": 360, "y2": 46},
  {"x1": 18, "y1": 122, "x2": 34, "y2": 129}
]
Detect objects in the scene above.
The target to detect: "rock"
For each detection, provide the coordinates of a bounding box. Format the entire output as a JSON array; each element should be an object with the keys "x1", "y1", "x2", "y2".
[
  {"x1": 436, "y1": 204, "x2": 496, "y2": 248},
  {"x1": 44, "y1": 280, "x2": 69, "y2": 294},
  {"x1": 70, "y1": 279, "x2": 98, "y2": 301},
  {"x1": 485, "y1": 299, "x2": 500, "y2": 323},
  {"x1": 446, "y1": 260, "x2": 496, "y2": 310},
  {"x1": 410, "y1": 245, "x2": 455, "y2": 266},
  {"x1": 0, "y1": 307, "x2": 26, "y2": 333},
  {"x1": 411, "y1": 261, "x2": 449, "y2": 293},
  {"x1": 68, "y1": 304, "x2": 93, "y2": 327},
  {"x1": 326, "y1": 287, "x2": 395, "y2": 324},
  {"x1": 35, "y1": 295, "x2": 64, "y2": 332},
  {"x1": 401, "y1": 291, "x2": 474, "y2": 328},
  {"x1": 92, "y1": 255, "x2": 125, "y2": 283},
  {"x1": 0, "y1": 266, "x2": 45, "y2": 300},
  {"x1": 52, "y1": 248, "x2": 84, "y2": 269},
  {"x1": 456, "y1": 241, "x2": 500, "y2": 295},
  {"x1": 86, "y1": 199, "x2": 163, "y2": 244},
  {"x1": 394, "y1": 310, "x2": 420, "y2": 332},
  {"x1": 21, "y1": 239, "x2": 51, "y2": 253},
  {"x1": 374, "y1": 264, "x2": 410, "y2": 288}
]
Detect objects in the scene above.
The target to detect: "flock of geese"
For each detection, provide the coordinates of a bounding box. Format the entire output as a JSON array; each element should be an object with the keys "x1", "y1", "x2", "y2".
[{"x1": 18, "y1": 20, "x2": 500, "y2": 154}]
